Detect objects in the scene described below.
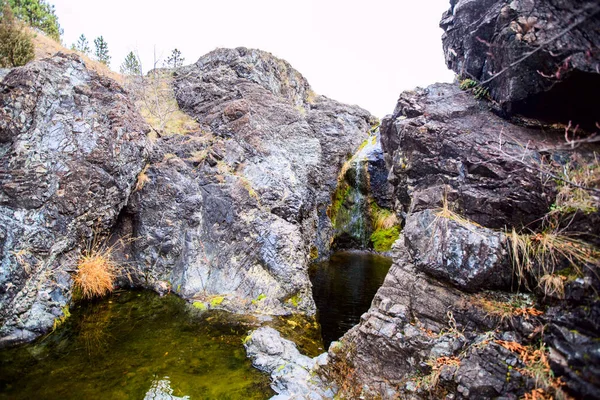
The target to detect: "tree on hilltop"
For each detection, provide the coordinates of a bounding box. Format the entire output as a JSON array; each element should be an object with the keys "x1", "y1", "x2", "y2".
[
  {"x1": 0, "y1": 2, "x2": 34, "y2": 67},
  {"x1": 120, "y1": 51, "x2": 141, "y2": 76},
  {"x1": 164, "y1": 48, "x2": 184, "y2": 68},
  {"x1": 7, "y1": 0, "x2": 62, "y2": 40},
  {"x1": 93, "y1": 36, "x2": 110, "y2": 66},
  {"x1": 71, "y1": 34, "x2": 90, "y2": 55}
]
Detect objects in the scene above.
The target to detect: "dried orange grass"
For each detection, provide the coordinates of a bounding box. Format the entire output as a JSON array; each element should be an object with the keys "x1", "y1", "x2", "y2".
[{"x1": 74, "y1": 247, "x2": 117, "y2": 299}]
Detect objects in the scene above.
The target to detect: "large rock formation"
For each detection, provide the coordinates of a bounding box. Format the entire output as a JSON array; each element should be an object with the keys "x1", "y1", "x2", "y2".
[
  {"x1": 116, "y1": 48, "x2": 374, "y2": 315},
  {"x1": 441, "y1": 0, "x2": 600, "y2": 128},
  {"x1": 333, "y1": 84, "x2": 600, "y2": 398},
  {"x1": 0, "y1": 47, "x2": 373, "y2": 346},
  {"x1": 0, "y1": 53, "x2": 149, "y2": 346}
]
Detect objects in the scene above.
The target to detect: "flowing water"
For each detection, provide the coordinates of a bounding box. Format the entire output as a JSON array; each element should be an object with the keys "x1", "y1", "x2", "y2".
[
  {"x1": 310, "y1": 251, "x2": 392, "y2": 348},
  {"x1": 0, "y1": 291, "x2": 273, "y2": 400}
]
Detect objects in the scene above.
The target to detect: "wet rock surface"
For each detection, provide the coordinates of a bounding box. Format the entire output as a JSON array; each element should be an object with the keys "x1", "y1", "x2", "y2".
[
  {"x1": 117, "y1": 47, "x2": 374, "y2": 314},
  {"x1": 0, "y1": 53, "x2": 149, "y2": 346},
  {"x1": 244, "y1": 326, "x2": 333, "y2": 399},
  {"x1": 441, "y1": 0, "x2": 600, "y2": 127}
]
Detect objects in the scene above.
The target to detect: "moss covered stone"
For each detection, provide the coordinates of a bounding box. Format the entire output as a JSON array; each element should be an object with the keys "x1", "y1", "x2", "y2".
[{"x1": 370, "y1": 226, "x2": 401, "y2": 252}]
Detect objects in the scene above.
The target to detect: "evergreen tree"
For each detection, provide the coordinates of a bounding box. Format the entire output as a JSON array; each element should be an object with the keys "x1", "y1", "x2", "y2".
[
  {"x1": 164, "y1": 48, "x2": 184, "y2": 68},
  {"x1": 7, "y1": 0, "x2": 61, "y2": 41},
  {"x1": 0, "y1": 2, "x2": 34, "y2": 67},
  {"x1": 93, "y1": 36, "x2": 110, "y2": 66},
  {"x1": 120, "y1": 51, "x2": 141, "y2": 75},
  {"x1": 71, "y1": 34, "x2": 90, "y2": 54}
]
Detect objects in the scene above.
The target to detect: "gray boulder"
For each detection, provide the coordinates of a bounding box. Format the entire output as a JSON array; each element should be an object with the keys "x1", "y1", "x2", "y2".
[
  {"x1": 245, "y1": 326, "x2": 333, "y2": 399},
  {"x1": 404, "y1": 209, "x2": 511, "y2": 291},
  {"x1": 0, "y1": 53, "x2": 149, "y2": 346}
]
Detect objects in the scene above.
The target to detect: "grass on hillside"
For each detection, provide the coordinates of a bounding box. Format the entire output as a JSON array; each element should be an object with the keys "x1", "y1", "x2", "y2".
[
  {"x1": 28, "y1": 27, "x2": 123, "y2": 83},
  {"x1": 28, "y1": 29, "x2": 199, "y2": 136}
]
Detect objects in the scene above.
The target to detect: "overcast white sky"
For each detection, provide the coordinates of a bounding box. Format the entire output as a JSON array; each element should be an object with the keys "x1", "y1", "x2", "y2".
[{"x1": 52, "y1": 0, "x2": 455, "y2": 118}]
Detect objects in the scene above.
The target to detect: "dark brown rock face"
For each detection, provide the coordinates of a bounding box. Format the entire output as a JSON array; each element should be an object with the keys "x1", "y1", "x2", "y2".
[
  {"x1": 0, "y1": 53, "x2": 149, "y2": 346},
  {"x1": 117, "y1": 48, "x2": 374, "y2": 315},
  {"x1": 338, "y1": 82, "x2": 599, "y2": 399},
  {"x1": 441, "y1": 0, "x2": 600, "y2": 128},
  {"x1": 381, "y1": 83, "x2": 560, "y2": 230}
]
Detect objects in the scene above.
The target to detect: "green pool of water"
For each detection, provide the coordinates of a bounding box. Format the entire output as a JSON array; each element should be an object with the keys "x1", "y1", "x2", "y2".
[{"x1": 0, "y1": 291, "x2": 273, "y2": 400}]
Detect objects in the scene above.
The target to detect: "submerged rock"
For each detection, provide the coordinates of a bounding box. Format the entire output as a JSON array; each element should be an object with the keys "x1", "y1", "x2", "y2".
[
  {"x1": 244, "y1": 326, "x2": 333, "y2": 399},
  {"x1": 0, "y1": 53, "x2": 149, "y2": 346},
  {"x1": 117, "y1": 48, "x2": 374, "y2": 314}
]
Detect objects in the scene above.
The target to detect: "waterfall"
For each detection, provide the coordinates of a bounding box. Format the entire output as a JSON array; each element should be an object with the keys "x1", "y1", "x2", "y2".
[{"x1": 330, "y1": 134, "x2": 383, "y2": 249}]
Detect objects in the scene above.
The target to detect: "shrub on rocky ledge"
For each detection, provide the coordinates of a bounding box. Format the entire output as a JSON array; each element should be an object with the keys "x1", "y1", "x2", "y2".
[{"x1": 0, "y1": 3, "x2": 34, "y2": 67}]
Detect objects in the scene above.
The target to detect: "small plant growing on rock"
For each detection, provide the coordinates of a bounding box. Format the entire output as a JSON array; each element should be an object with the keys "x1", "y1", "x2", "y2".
[
  {"x1": 369, "y1": 203, "x2": 401, "y2": 252},
  {"x1": 508, "y1": 227, "x2": 600, "y2": 295},
  {"x1": 458, "y1": 78, "x2": 490, "y2": 99},
  {"x1": 496, "y1": 340, "x2": 570, "y2": 400},
  {"x1": 74, "y1": 240, "x2": 119, "y2": 300},
  {"x1": 550, "y1": 155, "x2": 599, "y2": 216}
]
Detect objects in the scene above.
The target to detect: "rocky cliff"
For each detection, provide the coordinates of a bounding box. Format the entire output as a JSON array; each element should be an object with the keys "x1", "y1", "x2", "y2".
[
  {"x1": 0, "y1": 53, "x2": 149, "y2": 346},
  {"x1": 327, "y1": 1, "x2": 600, "y2": 398},
  {"x1": 116, "y1": 47, "x2": 374, "y2": 315},
  {"x1": 0, "y1": 48, "x2": 374, "y2": 345},
  {"x1": 441, "y1": 0, "x2": 600, "y2": 128}
]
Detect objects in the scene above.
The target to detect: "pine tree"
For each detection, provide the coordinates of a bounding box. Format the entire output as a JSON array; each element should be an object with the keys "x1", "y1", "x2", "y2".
[
  {"x1": 93, "y1": 36, "x2": 110, "y2": 66},
  {"x1": 0, "y1": 2, "x2": 34, "y2": 67},
  {"x1": 164, "y1": 48, "x2": 184, "y2": 68},
  {"x1": 120, "y1": 51, "x2": 141, "y2": 76},
  {"x1": 71, "y1": 34, "x2": 90, "y2": 54},
  {"x1": 7, "y1": 0, "x2": 62, "y2": 41}
]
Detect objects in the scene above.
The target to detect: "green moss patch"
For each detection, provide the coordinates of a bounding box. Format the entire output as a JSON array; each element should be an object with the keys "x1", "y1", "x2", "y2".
[
  {"x1": 370, "y1": 226, "x2": 401, "y2": 252},
  {"x1": 209, "y1": 296, "x2": 225, "y2": 307}
]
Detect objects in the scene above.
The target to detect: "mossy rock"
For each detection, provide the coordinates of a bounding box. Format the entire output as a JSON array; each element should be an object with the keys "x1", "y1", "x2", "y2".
[{"x1": 371, "y1": 226, "x2": 401, "y2": 252}]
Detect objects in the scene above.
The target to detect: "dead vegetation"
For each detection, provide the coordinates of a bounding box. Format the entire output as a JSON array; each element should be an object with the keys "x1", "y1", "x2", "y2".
[
  {"x1": 496, "y1": 340, "x2": 572, "y2": 400},
  {"x1": 29, "y1": 28, "x2": 123, "y2": 83},
  {"x1": 73, "y1": 238, "x2": 119, "y2": 300},
  {"x1": 508, "y1": 227, "x2": 599, "y2": 296},
  {"x1": 318, "y1": 342, "x2": 363, "y2": 399},
  {"x1": 473, "y1": 293, "x2": 543, "y2": 325}
]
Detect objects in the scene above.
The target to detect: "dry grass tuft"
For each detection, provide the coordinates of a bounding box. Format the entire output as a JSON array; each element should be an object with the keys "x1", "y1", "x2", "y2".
[
  {"x1": 134, "y1": 164, "x2": 150, "y2": 191},
  {"x1": 435, "y1": 192, "x2": 479, "y2": 228},
  {"x1": 508, "y1": 228, "x2": 600, "y2": 293},
  {"x1": 74, "y1": 243, "x2": 118, "y2": 300},
  {"x1": 538, "y1": 274, "x2": 566, "y2": 299},
  {"x1": 371, "y1": 206, "x2": 398, "y2": 230},
  {"x1": 551, "y1": 154, "x2": 599, "y2": 216}
]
